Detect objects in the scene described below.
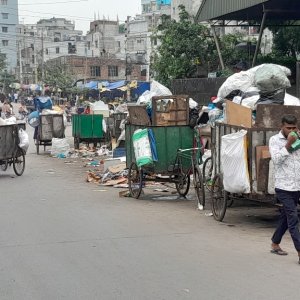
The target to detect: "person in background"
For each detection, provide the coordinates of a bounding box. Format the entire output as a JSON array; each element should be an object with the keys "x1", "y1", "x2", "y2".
[
  {"x1": 269, "y1": 114, "x2": 300, "y2": 264},
  {"x1": 84, "y1": 105, "x2": 91, "y2": 114}
]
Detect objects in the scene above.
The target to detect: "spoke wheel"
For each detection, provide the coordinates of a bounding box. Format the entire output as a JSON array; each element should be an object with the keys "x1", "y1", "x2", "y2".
[
  {"x1": 175, "y1": 173, "x2": 190, "y2": 197},
  {"x1": 203, "y1": 157, "x2": 213, "y2": 190},
  {"x1": 128, "y1": 162, "x2": 143, "y2": 199},
  {"x1": 211, "y1": 173, "x2": 227, "y2": 221},
  {"x1": 1, "y1": 160, "x2": 8, "y2": 171},
  {"x1": 13, "y1": 148, "x2": 25, "y2": 176},
  {"x1": 193, "y1": 165, "x2": 205, "y2": 208}
]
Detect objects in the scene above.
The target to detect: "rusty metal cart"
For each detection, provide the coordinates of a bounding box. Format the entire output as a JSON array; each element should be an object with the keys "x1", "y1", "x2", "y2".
[
  {"x1": 0, "y1": 124, "x2": 25, "y2": 176},
  {"x1": 36, "y1": 114, "x2": 65, "y2": 154},
  {"x1": 209, "y1": 104, "x2": 300, "y2": 221}
]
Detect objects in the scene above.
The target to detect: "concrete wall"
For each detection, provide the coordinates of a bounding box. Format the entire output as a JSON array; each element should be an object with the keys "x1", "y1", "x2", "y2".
[{"x1": 171, "y1": 78, "x2": 227, "y2": 105}]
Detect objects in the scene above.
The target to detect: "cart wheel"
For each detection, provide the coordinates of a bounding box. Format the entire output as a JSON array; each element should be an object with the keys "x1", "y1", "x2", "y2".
[
  {"x1": 203, "y1": 157, "x2": 213, "y2": 189},
  {"x1": 193, "y1": 165, "x2": 205, "y2": 208},
  {"x1": 128, "y1": 162, "x2": 143, "y2": 199},
  {"x1": 227, "y1": 199, "x2": 234, "y2": 207},
  {"x1": 1, "y1": 160, "x2": 8, "y2": 171},
  {"x1": 175, "y1": 173, "x2": 190, "y2": 197},
  {"x1": 211, "y1": 173, "x2": 227, "y2": 221},
  {"x1": 74, "y1": 137, "x2": 80, "y2": 150},
  {"x1": 13, "y1": 148, "x2": 25, "y2": 176}
]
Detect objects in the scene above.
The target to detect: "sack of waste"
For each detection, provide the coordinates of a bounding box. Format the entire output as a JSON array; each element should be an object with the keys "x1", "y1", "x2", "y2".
[
  {"x1": 132, "y1": 129, "x2": 153, "y2": 167},
  {"x1": 51, "y1": 138, "x2": 70, "y2": 157}
]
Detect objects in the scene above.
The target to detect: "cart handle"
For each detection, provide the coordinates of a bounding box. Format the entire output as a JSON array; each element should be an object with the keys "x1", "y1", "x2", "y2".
[{"x1": 177, "y1": 147, "x2": 203, "y2": 153}]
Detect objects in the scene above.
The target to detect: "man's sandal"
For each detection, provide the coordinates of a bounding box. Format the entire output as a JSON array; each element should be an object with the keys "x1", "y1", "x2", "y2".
[{"x1": 270, "y1": 248, "x2": 288, "y2": 256}]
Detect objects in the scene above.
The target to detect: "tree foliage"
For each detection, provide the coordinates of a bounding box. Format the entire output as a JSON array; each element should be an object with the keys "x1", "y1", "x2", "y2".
[
  {"x1": 268, "y1": 21, "x2": 300, "y2": 59},
  {"x1": 152, "y1": 5, "x2": 214, "y2": 87},
  {"x1": 0, "y1": 51, "x2": 6, "y2": 72},
  {"x1": 44, "y1": 64, "x2": 74, "y2": 93},
  {"x1": 152, "y1": 6, "x2": 252, "y2": 86}
]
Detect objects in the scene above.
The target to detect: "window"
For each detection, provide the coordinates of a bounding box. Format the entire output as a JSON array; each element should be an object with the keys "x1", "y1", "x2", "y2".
[
  {"x1": 56, "y1": 47, "x2": 60, "y2": 54},
  {"x1": 1, "y1": 0, "x2": 8, "y2": 5},
  {"x1": 90, "y1": 66, "x2": 101, "y2": 77},
  {"x1": 1, "y1": 13, "x2": 8, "y2": 19},
  {"x1": 2, "y1": 26, "x2": 8, "y2": 33},
  {"x1": 2, "y1": 40, "x2": 8, "y2": 46},
  {"x1": 46, "y1": 49, "x2": 49, "y2": 55},
  {"x1": 87, "y1": 41, "x2": 91, "y2": 50},
  {"x1": 95, "y1": 40, "x2": 98, "y2": 48},
  {"x1": 108, "y1": 65, "x2": 118, "y2": 77},
  {"x1": 30, "y1": 44, "x2": 34, "y2": 50},
  {"x1": 32, "y1": 55, "x2": 35, "y2": 64}
]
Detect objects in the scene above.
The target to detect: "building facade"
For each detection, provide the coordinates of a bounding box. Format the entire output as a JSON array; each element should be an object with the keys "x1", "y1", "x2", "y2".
[
  {"x1": 16, "y1": 18, "x2": 86, "y2": 83},
  {"x1": 45, "y1": 55, "x2": 146, "y2": 83},
  {"x1": 0, "y1": 0, "x2": 18, "y2": 72}
]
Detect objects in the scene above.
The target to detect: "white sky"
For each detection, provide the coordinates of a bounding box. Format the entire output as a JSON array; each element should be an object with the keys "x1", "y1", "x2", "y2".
[{"x1": 18, "y1": 0, "x2": 141, "y2": 34}]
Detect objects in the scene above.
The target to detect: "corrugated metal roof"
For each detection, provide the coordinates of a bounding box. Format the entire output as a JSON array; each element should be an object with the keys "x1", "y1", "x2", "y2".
[
  {"x1": 196, "y1": 0, "x2": 300, "y2": 22},
  {"x1": 196, "y1": 0, "x2": 269, "y2": 21}
]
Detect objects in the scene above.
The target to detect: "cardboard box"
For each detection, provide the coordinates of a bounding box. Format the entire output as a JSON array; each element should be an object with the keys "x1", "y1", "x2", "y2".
[{"x1": 226, "y1": 100, "x2": 252, "y2": 128}]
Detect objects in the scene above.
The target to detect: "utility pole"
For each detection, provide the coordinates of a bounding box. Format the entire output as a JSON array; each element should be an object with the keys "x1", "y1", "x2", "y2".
[
  {"x1": 34, "y1": 32, "x2": 38, "y2": 83},
  {"x1": 41, "y1": 31, "x2": 45, "y2": 83},
  {"x1": 18, "y1": 41, "x2": 23, "y2": 84}
]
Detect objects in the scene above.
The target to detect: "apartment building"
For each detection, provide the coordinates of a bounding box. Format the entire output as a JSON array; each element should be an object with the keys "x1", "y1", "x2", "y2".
[
  {"x1": 16, "y1": 18, "x2": 86, "y2": 83},
  {"x1": 0, "y1": 0, "x2": 18, "y2": 72}
]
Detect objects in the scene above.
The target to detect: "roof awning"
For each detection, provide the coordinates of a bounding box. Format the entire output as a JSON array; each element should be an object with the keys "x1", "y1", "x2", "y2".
[{"x1": 196, "y1": 0, "x2": 300, "y2": 23}]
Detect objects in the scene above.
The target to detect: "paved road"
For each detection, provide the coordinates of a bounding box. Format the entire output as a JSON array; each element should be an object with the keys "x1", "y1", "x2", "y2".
[{"x1": 1, "y1": 123, "x2": 300, "y2": 300}]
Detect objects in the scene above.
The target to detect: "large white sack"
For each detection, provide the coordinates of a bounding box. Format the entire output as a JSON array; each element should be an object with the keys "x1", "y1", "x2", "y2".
[
  {"x1": 217, "y1": 71, "x2": 254, "y2": 99},
  {"x1": 284, "y1": 93, "x2": 300, "y2": 106},
  {"x1": 254, "y1": 64, "x2": 291, "y2": 92},
  {"x1": 18, "y1": 129, "x2": 29, "y2": 152},
  {"x1": 150, "y1": 80, "x2": 172, "y2": 97},
  {"x1": 51, "y1": 138, "x2": 70, "y2": 156},
  {"x1": 221, "y1": 130, "x2": 250, "y2": 193},
  {"x1": 133, "y1": 129, "x2": 153, "y2": 167}
]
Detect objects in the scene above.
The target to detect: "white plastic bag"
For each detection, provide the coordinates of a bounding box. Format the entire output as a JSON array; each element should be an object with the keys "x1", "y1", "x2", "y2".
[
  {"x1": 132, "y1": 129, "x2": 153, "y2": 167},
  {"x1": 221, "y1": 130, "x2": 250, "y2": 193},
  {"x1": 284, "y1": 93, "x2": 300, "y2": 106},
  {"x1": 50, "y1": 138, "x2": 70, "y2": 157},
  {"x1": 18, "y1": 129, "x2": 29, "y2": 152}
]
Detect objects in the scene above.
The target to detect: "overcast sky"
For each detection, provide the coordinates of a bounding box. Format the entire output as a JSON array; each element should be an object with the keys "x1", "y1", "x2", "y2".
[{"x1": 18, "y1": 0, "x2": 141, "y2": 33}]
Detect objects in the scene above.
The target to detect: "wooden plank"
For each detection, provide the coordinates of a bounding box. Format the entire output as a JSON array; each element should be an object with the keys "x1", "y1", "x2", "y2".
[
  {"x1": 226, "y1": 100, "x2": 252, "y2": 128},
  {"x1": 127, "y1": 105, "x2": 151, "y2": 126}
]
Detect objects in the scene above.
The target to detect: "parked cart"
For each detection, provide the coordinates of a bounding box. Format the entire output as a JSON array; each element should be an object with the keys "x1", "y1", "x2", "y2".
[
  {"x1": 209, "y1": 104, "x2": 300, "y2": 221},
  {"x1": 72, "y1": 114, "x2": 105, "y2": 149},
  {"x1": 36, "y1": 114, "x2": 65, "y2": 154},
  {"x1": 126, "y1": 124, "x2": 205, "y2": 206},
  {"x1": 0, "y1": 124, "x2": 25, "y2": 176}
]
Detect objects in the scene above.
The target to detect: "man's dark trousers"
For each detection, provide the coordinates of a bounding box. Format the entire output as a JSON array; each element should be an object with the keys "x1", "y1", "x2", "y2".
[{"x1": 272, "y1": 188, "x2": 300, "y2": 251}]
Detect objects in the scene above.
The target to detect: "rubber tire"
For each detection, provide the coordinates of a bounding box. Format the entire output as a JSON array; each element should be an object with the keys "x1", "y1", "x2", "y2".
[
  {"x1": 211, "y1": 173, "x2": 227, "y2": 222},
  {"x1": 175, "y1": 173, "x2": 190, "y2": 197},
  {"x1": 128, "y1": 162, "x2": 143, "y2": 199},
  {"x1": 13, "y1": 148, "x2": 25, "y2": 176},
  {"x1": 1, "y1": 160, "x2": 8, "y2": 171},
  {"x1": 203, "y1": 157, "x2": 213, "y2": 186},
  {"x1": 194, "y1": 165, "x2": 205, "y2": 208}
]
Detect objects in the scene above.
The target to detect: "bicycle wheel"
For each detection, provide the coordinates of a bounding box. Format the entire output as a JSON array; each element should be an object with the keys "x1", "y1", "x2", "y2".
[
  {"x1": 203, "y1": 157, "x2": 213, "y2": 187},
  {"x1": 211, "y1": 173, "x2": 227, "y2": 221},
  {"x1": 1, "y1": 160, "x2": 8, "y2": 171},
  {"x1": 175, "y1": 173, "x2": 190, "y2": 197},
  {"x1": 128, "y1": 162, "x2": 143, "y2": 199},
  {"x1": 13, "y1": 148, "x2": 25, "y2": 176},
  {"x1": 193, "y1": 165, "x2": 205, "y2": 208}
]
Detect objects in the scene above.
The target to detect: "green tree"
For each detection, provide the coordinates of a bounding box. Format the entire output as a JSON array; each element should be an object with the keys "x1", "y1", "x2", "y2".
[
  {"x1": 0, "y1": 51, "x2": 6, "y2": 72},
  {"x1": 152, "y1": 5, "x2": 214, "y2": 87},
  {"x1": 0, "y1": 70, "x2": 17, "y2": 94},
  {"x1": 44, "y1": 64, "x2": 74, "y2": 94},
  {"x1": 269, "y1": 21, "x2": 300, "y2": 59}
]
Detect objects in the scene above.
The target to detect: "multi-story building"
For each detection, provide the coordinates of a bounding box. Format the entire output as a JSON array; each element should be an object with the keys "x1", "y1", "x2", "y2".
[
  {"x1": 16, "y1": 18, "x2": 86, "y2": 83},
  {"x1": 85, "y1": 19, "x2": 125, "y2": 60},
  {"x1": 0, "y1": 0, "x2": 18, "y2": 72},
  {"x1": 45, "y1": 55, "x2": 146, "y2": 83}
]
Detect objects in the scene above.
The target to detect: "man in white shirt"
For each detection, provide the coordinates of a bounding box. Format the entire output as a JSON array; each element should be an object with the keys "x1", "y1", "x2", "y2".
[{"x1": 269, "y1": 115, "x2": 300, "y2": 264}]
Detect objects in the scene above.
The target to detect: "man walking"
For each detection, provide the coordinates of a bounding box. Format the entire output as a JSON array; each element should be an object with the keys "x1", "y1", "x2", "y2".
[{"x1": 269, "y1": 115, "x2": 300, "y2": 264}]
